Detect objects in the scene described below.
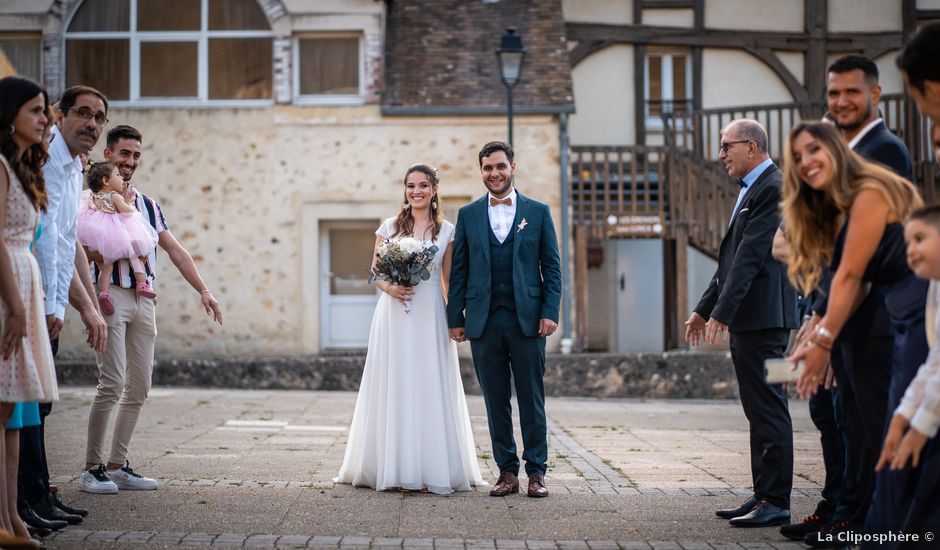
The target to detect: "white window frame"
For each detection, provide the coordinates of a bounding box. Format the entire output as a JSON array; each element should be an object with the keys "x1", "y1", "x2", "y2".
[
  {"x1": 0, "y1": 32, "x2": 43, "y2": 82},
  {"x1": 63, "y1": 0, "x2": 273, "y2": 107},
  {"x1": 292, "y1": 32, "x2": 365, "y2": 106},
  {"x1": 644, "y1": 50, "x2": 692, "y2": 132}
]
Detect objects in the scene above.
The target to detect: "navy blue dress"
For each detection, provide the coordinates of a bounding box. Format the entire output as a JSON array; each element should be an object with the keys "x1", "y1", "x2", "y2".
[{"x1": 835, "y1": 222, "x2": 935, "y2": 547}]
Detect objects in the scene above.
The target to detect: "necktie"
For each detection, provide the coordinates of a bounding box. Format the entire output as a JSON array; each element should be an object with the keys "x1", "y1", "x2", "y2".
[
  {"x1": 490, "y1": 196, "x2": 512, "y2": 206},
  {"x1": 736, "y1": 179, "x2": 746, "y2": 188}
]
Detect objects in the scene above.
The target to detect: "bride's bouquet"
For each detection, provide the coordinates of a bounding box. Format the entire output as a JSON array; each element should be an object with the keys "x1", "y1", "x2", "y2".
[{"x1": 370, "y1": 237, "x2": 439, "y2": 313}]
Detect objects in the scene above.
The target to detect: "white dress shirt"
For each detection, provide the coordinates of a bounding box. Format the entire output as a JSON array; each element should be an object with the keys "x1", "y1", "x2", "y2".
[
  {"x1": 847, "y1": 117, "x2": 884, "y2": 150},
  {"x1": 487, "y1": 188, "x2": 517, "y2": 244},
  {"x1": 895, "y1": 279, "x2": 940, "y2": 438},
  {"x1": 34, "y1": 125, "x2": 83, "y2": 320}
]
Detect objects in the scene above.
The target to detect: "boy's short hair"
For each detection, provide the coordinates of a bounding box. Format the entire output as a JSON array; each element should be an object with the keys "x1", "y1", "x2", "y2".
[{"x1": 909, "y1": 204, "x2": 940, "y2": 231}]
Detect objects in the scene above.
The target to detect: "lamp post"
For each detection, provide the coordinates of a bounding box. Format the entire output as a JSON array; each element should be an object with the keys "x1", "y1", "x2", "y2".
[{"x1": 496, "y1": 28, "x2": 526, "y2": 147}]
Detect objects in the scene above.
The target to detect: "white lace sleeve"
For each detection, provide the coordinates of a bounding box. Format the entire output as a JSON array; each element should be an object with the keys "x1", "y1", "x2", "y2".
[
  {"x1": 376, "y1": 217, "x2": 395, "y2": 239},
  {"x1": 444, "y1": 221, "x2": 456, "y2": 245}
]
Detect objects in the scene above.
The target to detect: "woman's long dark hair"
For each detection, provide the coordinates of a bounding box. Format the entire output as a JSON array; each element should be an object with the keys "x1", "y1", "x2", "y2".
[
  {"x1": 0, "y1": 76, "x2": 49, "y2": 211},
  {"x1": 392, "y1": 163, "x2": 444, "y2": 241}
]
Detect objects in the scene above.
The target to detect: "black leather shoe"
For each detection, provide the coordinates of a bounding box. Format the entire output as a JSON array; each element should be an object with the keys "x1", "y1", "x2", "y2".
[
  {"x1": 780, "y1": 511, "x2": 828, "y2": 540},
  {"x1": 803, "y1": 520, "x2": 850, "y2": 548},
  {"x1": 716, "y1": 495, "x2": 758, "y2": 519},
  {"x1": 32, "y1": 496, "x2": 82, "y2": 525},
  {"x1": 729, "y1": 500, "x2": 790, "y2": 527},
  {"x1": 18, "y1": 505, "x2": 67, "y2": 531},
  {"x1": 50, "y1": 493, "x2": 88, "y2": 517}
]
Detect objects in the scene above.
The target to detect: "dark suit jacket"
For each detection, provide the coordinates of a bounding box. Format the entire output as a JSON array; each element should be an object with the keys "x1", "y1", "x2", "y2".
[
  {"x1": 854, "y1": 120, "x2": 913, "y2": 181},
  {"x1": 811, "y1": 120, "x2": 913, "y2": 338},
  {"x1": 694, "y1": 164, "x2": 799, "y2": 331},
  {"x1": 447, "y1": 191, "x2": 561, "y2": 340}
]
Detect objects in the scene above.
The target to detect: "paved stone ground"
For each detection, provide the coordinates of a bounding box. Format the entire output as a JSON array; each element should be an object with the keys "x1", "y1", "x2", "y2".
[{"x1": 43, "y1": 388, "x2": 825, "y2": 549}]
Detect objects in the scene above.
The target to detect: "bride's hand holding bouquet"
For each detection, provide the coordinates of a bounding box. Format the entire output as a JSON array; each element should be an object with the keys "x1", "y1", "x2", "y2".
[{"x1": 370, "y1": 237, "x2": 439, "y2": 313}]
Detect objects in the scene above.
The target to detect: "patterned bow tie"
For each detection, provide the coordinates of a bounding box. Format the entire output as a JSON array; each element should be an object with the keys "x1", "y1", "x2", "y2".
[{"x1": 490, "y1": 196, "x2": 512, "y2": 207}]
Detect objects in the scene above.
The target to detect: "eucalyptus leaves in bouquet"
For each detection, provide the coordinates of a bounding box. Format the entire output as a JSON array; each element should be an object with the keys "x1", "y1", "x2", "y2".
[{"x1": 370, "y1": 237, "x2": 439, "y2": 312}]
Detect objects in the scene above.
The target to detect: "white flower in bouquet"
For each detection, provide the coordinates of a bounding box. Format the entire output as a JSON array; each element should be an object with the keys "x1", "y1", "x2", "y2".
[
  {"x1": 370, "y1": 236, "x2": 440, "y2": 314},
  {"x1": 396, "y1": 237, "x2": 424, "y2": 255}
]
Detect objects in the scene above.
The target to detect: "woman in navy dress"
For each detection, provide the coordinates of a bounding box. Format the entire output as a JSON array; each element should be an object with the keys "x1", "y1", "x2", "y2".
[{"x1": 781, "y1": 121, "x2": 930, "y2": 547}]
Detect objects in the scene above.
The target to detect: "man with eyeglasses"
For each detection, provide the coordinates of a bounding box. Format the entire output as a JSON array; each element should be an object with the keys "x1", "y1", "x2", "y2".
[
  {"x1": 22, "y1": 85, "x2": 111, "y2": 532},
  {"x1": 685, "y1": 119, "x2": 798, "y2": 528}
]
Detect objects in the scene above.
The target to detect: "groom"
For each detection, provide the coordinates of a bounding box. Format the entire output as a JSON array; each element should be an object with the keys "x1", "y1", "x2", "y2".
[{"x1": 447, "y1": 141, "x2": 561, "y2": 498}]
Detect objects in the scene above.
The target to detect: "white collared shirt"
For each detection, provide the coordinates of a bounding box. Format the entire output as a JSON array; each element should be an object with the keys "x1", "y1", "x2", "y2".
[
  {"x1": 34, "y1": 125, "x2": 84, "y2": 320},
  {"x1": 895, "y1": 279, "x2": 940, "y2": 438},
  {"x1": 488, "y1": 188, "x2": 518, "y2": 244},
  {"x1": 847, "y1": 118, "x2": 883, "y2": 150}
]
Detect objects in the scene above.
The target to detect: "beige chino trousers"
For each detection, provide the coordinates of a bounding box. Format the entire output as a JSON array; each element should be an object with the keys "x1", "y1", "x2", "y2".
[{"x1": 85, "y1": 286, "x2": 157, "y2": 466}]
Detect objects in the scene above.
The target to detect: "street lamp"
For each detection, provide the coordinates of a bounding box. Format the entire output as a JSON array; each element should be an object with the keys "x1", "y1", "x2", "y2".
[{"x1": 496, "y1": 27, "x2": 526, "y2": 147}]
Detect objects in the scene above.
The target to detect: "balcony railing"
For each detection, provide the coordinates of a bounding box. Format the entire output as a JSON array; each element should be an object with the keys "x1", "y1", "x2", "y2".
[{"x1": 660, "y1": 94, "x2": 936, "y2": 201}]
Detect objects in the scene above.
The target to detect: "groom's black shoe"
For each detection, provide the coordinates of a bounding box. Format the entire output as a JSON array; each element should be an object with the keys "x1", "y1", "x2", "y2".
[
  {"x1": 489, "y1": 471, "x2": 519, "y2": 496},
  {"x1": 729, "y1": 500, "x2": 790, "y2": 527},
  {"x1": 527, "y1": 474, "x2": 548, "y2": 498},
  {"x1": 716, "y1": 495, "x2": 758, "y2": 519}
]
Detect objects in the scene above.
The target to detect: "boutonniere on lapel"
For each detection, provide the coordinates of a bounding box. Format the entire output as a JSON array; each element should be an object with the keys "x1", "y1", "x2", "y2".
[{"x1": 517, "y1": 218, "x2": 528, "y2": 234}]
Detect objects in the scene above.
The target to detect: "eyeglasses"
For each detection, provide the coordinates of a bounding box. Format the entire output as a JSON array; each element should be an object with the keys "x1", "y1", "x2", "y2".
[
  {"x1": 719, "y1": 140, "x2": 752, "y2": 154},
  {"x1": 68, "y1": 107, "x2": 108, "y2": 126}
]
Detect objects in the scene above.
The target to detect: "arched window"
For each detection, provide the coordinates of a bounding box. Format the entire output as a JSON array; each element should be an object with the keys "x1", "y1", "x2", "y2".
[{"x1": 64, "y1": 0, "x2": 273, "y2": 105}]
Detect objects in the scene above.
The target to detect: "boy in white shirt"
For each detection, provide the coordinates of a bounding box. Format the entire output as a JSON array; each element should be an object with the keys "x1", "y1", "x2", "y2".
[{"x1": 871, "y1": 204, "x2": 940, "y2": 541}]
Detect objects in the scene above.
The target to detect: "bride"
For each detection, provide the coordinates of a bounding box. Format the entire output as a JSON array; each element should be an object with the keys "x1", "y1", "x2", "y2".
[{"x1": 335, "y1": 163, "x2": 484, "y2": 494}]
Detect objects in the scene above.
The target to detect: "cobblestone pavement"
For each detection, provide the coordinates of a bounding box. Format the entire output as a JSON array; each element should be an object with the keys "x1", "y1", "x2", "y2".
[{"x1": 44, "y1": 388, "x2": 825, "y2": 549}]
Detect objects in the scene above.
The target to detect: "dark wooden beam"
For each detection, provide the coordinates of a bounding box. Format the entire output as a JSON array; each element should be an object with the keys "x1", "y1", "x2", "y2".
[
  {"x1": 634, "y1": 43, "x2": 647, "y2": 145},
  {"x1": 640, "y1": 0, "x2": 696, "y2": 8},
  {"x1": 903, "y1": 0, "x2": 918, "y2": 36},
  {"x1": 566, "y1": 22, "x2": 903, "y2": 54},
  {"x1": 745, "y1": 47, "x2": 808, "y2": 103},
  {"x1": 692, "y1": 0, "x2": 703, "y2": 30},
  {"x1": 569, "y1": 39, "x2": 614, "y2": 67},
  {"x1": 804, "y1": 0, "x2": 827, "y2": 104},
  {"x1": 918, "y1": 9, "x2": 940, "y2": 20}
]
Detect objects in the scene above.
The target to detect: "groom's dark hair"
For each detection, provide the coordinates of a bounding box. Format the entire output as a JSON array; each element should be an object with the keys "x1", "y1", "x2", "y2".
[{"x1": 479, "y1": 141, "x2": 514, "y2": 166}]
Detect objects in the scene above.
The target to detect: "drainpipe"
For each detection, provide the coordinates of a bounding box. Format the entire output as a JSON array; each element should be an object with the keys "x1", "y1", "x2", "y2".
[{"x1": 559, "y1": 112, "x2": 573, "y2": 354}]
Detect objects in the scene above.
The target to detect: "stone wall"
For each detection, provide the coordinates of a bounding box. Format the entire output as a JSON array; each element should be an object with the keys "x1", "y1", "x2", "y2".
[
  {"x1": 56, "y1": 106, "x2": 562, "y2": 358},
  {"x1": 56, "y1": 351, "x2": 738, "y2": 399}
]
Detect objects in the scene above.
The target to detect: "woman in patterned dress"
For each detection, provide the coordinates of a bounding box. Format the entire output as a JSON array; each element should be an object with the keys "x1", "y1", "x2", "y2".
[{"x1": 0, "y1": 75, "x2": 57, "y2": 548}]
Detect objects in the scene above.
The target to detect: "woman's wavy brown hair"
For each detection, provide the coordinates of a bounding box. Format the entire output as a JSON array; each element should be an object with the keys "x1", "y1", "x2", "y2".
[
  {"x1": 781, "y1": 121, "x2": 922, "y2": 295},
  {"x1": 391, "y1": 163, "x2": 444, "y2": 241},
  {"x1": 0, "y1": 76, "x2": 49, "y2": 211}
]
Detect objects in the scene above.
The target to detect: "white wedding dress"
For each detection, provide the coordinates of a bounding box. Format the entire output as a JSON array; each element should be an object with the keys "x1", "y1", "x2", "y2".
[{"x1": 335, "y1": 218, "x2": 484, "y2": 494}]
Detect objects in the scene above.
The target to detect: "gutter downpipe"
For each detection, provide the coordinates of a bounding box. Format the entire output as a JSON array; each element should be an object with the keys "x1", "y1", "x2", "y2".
[{"x1": 559, "y1": 112, "x2": 572, "y2": 354}]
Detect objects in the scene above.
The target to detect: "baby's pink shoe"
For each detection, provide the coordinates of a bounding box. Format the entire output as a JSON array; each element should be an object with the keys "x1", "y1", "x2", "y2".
[
  {"x1": 135, "y1": 282, "x2": 157, "y2": 299},
  {"x1": 98, "y1": 291, "x2": 114, "y2": 315}
]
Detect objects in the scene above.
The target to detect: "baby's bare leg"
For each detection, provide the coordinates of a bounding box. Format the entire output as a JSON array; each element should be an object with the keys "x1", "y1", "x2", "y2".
[
  {"x1": 97, "y1": 262, "x2": 113, "y2": 293},
  {"x1": 129, "y1": 256, "x2": 147, "y2": 284}
]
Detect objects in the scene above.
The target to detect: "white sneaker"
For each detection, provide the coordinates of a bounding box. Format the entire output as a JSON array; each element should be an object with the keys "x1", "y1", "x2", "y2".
[
  {"x1": 106, "y1": 462, "x2": 158, "y2": 490},
  {"x1": 79, "y1": 465, "x2": 118, "y2": 494}
]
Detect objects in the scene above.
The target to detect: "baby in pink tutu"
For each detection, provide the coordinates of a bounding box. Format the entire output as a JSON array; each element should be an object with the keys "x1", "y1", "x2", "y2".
[{"x1": 77, "y1": 162, "x2": 159, "y2": 314}]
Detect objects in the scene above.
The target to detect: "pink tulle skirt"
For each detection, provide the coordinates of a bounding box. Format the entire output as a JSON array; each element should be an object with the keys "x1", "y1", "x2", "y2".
[{"x1": 77, "y1": 205, "x2": 159, "y2": 264}]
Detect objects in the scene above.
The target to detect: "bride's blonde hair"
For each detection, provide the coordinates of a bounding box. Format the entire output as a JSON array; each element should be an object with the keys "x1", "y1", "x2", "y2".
[{"x1": 781, "y1": 121, "x2": 922, "y2": 295}]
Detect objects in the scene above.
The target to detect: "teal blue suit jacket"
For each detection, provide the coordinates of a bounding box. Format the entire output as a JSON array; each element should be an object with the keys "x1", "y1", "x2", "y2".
[{"x1": 447, "y1": 191, "x2": 562, "y2": 340}]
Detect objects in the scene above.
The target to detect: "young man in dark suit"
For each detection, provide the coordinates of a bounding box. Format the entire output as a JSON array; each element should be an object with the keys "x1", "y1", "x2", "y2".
[
  {"x1": 447, "y1": 141, "x2": 561, "y2": 499},
  {"x1": 686, "y1": 119, "x2": 799, "y2": 528}
]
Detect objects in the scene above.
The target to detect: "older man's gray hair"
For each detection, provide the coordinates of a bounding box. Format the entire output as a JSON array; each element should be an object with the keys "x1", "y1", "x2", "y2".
[{"x1": 723, "y1": 119, "x2": 769, "y2": 153}]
